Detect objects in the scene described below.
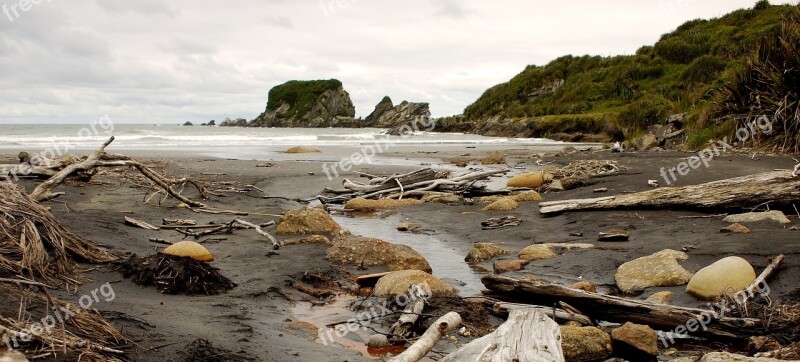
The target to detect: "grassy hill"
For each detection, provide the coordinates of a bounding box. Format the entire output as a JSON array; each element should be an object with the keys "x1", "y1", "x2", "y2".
[
  {"x1": 264, "y1": 79, "x2": 344, "y2": 119},
  {"x1": 462, "y1": 1, "x2": 798, "y2": 149}
]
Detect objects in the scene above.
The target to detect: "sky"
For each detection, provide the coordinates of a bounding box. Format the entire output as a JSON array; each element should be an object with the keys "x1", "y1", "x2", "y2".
[{"x1": 0, "y1": 0, "x2": 794, "y2": 124}]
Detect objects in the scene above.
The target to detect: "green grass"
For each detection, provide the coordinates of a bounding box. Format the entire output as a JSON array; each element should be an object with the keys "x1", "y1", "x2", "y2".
[{"x1": 463, "y1": 2, "x2": 797, "y2": 144}]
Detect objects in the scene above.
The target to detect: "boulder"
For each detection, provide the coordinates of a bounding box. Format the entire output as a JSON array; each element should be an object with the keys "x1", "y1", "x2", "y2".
[
  {"x1": 276, "y1": 207, "x2": 344, "y2": 235},
  {"x1": 373, "y1": 270, "x2": 457, "y2": 297},
  {"x1": 686, "y1": 256, "x2": 756, "y2": 300},
  {"x1": 634, "y1": 134, "x2": 659, "y2": 151},
  {"x1": 506, "y1": 170, "x2": 553, "y2": 188},
  {"x1": 699, "y1": 352, "x2": 786, "y2": 362},
  {"x1": 345, "y1": 198, "x2": 423, "y2": 212},
  {"x1": 286, "y1": 146, "x2": 321, "y2": 154},
  {"x1": 162, "y1": 241, "x2": 214, "y2": 262},
  {"x1": 611, "y1": 322, "x2": 659, "y2": 356},
  {"x1": 722, "y1": 223, "x2": 751, "y2": 234},
  {"x1": 570, "y1": 281, "x2": 597, "y2": 293},
  {"x1": 480, "y1": 152, "x2": 506, "y2": 165},
  {"x1": 325, "y1": 235, "x2": 431, "y2": 272},
  {"x1": 482, "y1": 197, "x2": 519, "y2": 211},
  {"x1": 396, "y1": 222, "x2": 423, "y2": 233},
  {"x1": 723, "y1": 211, "x2": 791, "y2": 225},
  {"x1": 421, "y1": 194, "x2": 463, "y2": 204},
  {"x1": 493, "y1": 259, "x2": 529, "y2": 274},
  {"x1": 518, "y1": 244, "x2": 557, "y2": 261},
  {"x1": 367, "y1": 101, "x2": 432, "y2": 130},
  {"x1": 367, "y1": 334, "x2": 390, "y2": 349},
  {"x1": 465, "y1": 243, "x2": 509, "y2": 263},
  {"x1": 364, "y1": 96, "x2": 394, "y2": 124},
  {"x1": 615, "y1": 250, "x2": 693, "y2": 294},
  {"x1": 560, "y1": 325, "x2": 613, "y2": 361},
  {"x1": 182, "y1": 121, "x2": 193, "y2": 126},
  {"x1": 510, "y1": 191, "x2": 543, "y2": 202},
  {"x1": 645, "y1": 291, "x2": 673, "y2": 304}
]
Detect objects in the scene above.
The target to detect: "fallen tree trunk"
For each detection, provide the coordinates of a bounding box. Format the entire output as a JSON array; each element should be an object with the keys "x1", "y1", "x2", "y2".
[
  {"x1": 482, "y1": 275, "x2": 764, "y2": 340},
  {"x1": 440, "y1": 309, "x2": 565, "y2": 362},
  {"x1": 389, "y1": 287, "x2": 425, "y2": 342},
  {"x1": 493, "y1": 302, "x2": 592, "y2": 325},
  {"x1": 539, "y1": 170, "x2": 800, "y2": 214},
  {"x1": 389, "y1": 312, "x2": 461, "y2": 362}
]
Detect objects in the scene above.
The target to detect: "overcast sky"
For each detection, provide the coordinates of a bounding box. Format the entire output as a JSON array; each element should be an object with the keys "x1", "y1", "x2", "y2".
[{"x1": 0, "y1": 0, "x2": 793, "y2": 124}]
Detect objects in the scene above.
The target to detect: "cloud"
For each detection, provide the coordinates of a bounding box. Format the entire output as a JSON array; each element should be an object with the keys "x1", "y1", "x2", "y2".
[
  {"x1": 95, "y1": 0, "x2": 178, "y2": 17},
  {"x1": 263, "y1": 15, "x2": 294, "y2": 29},
  {"x1": 431, "y1": 0, "x2": 472, "y2": 19}
]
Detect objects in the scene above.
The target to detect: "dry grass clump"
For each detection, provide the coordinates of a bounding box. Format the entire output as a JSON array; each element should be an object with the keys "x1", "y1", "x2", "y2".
[
  {"x1": 117, "y1": 254, "x2": 236, "y2": 295},
  {"x1": 0, "y1": 284, "x2": 128, "y2": 361},
  {"x1": 0, "y1": 183, "x2": 116, "y2": 286}
]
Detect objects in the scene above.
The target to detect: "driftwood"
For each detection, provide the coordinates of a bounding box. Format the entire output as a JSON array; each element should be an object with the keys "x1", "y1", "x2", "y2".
[
  {"x1": 493, "y1": 302, "x2": 592, "y2": 325},
  {"x1": 29, "y1": 136, "x2": 207, "y2": 208},
  {"x1": 389, "y1": 312, "x2": 461, "y2": 362},
  {"x1": 124, "y1": 216, "x2": 160, "y2": 230},
  {"x1": 232, "y1": 218, "x2": 281, "y2": 249},
  {"x1": 745, "y1": 254, "x2": 784, "y2": 298},
  {"x1": 389, "y1": 286, "x2": 425, "y2": 342},
  {"x1": 539, "y1": 170, "x2": 800, "y2": 214},
  {"x1": 482, "y1": 275, "x2": 764, "y2": 340},
  {"x1": 440, "y1": 309, "x2": 565, "y2": 362},
  {"x1": 325, "y1": 168, "x2": 510, "y2": 203}
]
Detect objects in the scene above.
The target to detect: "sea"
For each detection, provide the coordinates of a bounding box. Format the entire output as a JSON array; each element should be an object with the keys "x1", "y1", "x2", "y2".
[{"x1": 0, "y1": 123, "x2": 591, "y2": 164}]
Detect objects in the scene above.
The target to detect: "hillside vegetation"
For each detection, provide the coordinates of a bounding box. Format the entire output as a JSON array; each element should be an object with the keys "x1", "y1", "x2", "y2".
[
  {"x1": 463, "y1": 1, "x2": 798, "y2": 149},
  {"x1": 265, "y1": 79, "x2": 344, "y2": 119}
]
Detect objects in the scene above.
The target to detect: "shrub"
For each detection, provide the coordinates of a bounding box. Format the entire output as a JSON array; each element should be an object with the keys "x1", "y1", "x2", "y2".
[
  {"x1": 682, "y1": 55, "x2": 727, "y2": 83},
  {"x1": 618, "y1": 95, "x2": 673, "y2": 131},
  {"x1": 754, "y1": 0, "x2": 770, "y2": 11},
  {"x1": 654, "y1": 37, "x2": 706, "y2": 63}
]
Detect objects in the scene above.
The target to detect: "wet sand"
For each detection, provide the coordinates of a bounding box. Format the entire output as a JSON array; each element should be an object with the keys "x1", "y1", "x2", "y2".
[{"x1": 7, "y1": 144, "x2": 800, "y2": 361}]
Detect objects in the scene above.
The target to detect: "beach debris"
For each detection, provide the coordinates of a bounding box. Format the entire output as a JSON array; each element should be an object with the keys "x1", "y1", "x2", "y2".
[
  {"x1": 0, "y1": 350, "x2": 27, "y2": 362},
  {"x1": 560, "y1": 324, "x2": 612, "y2": 362},
  {"x1": 288, "y1": 268, "x2": 350, "y2": 301},
  {"x1": 645, "y1": 291, "x2": 673, "y2": 305},
  {"x1": 493, "y1": 259, "x2": 529, "y2": 274},
  {"x1": 276, "y1": 207, "x2": 343, "y2": 235},
  {"x1": 611, "y1": 142, "x2": 624, "y2": 153},
  {"x1": 389, "y1": 285, "x2": 429, "y2": 342},
  {"x1": 345, "y1": 197, "x2": 423, "y2": 211},
  {"x1": 482, "y1": 197, "x2": 518, "y2": 211},
  {"x1": 327, "y1": 168, "x2": 507, "y2": 203},
  {"x1": 124, "y1": 216, "x2": 160, "y2": 230},
  {"x1": 615, "y1": 250, "x2": 693, "y2": 293},
  {"x1": 464, "y1": 243, "x2": 509, "y2": 263},
  {"x1": 547, "y1": 179, "x2": 565, "y2": 192},
  {"x1": 477, "y1": 190, "x2": 543, "y2": 203},
  {"x1": 355, "y1": 271, "x2": 392, "y2": 288},
  {"x1": 482, "y1": 274, "x2": 769, "y2": 340},
  {"x1": 481, "y1": 216, "x2": 522, "y2": 230},
  {"x1": 611, "y1": 322, "x2": 659, "y2": 357},
  {"x1": 687, "y1": 256, "x2": 756, "y2": 300},
  {"x1": 256, "y1": 162, "x2": 274, "y2": 168},
  {"x1": 700, "y1": 352, "x2": 786, "y2": 361},
  {"x1": 285, "y1": 146, "x2": 321, "y2": 154},
  {"x1": 421, "y1": 193, "x2": 463, "y2": 204},
  {"x1": 118, "y1": 254, "x2": 237, "y2": 295},
  {"x1": 540, "y1": 169, "x2": 800, "y2": 214},
  {"x1": 570, "y1": 281, "x2": 597, "y2": 293},
  {"x1": 179, "y1": 338, "x2": 254, "y2": 361},
  {"x1": 162, "y1": 241, "x2": 215, "y2": 262},
  {"x1": 599, "y1": 229, "x2": 630, "y2": 241},
  {"x1": 439, "y1": 309, "x2": 565, "y2": 362},
  {"x1": 0, "y1": 182, "x2": 116, "y2": 286},
  {"x1": 723, "y1": 211, "x2": 791, "y2": 225},
  {"x1": 389, "y1": 312, "x2": 461, "y2": 362},
  {"x1": 373, "y1": 271, "x2": 456, "y2": 297},
  {"x1": 648, "y1": 179, "x2": 660, "y2": 187},
  {"x1": 594, "y1": 187, "x2": 608, "y2": 193},
  {"x1": 162, "y1": 218, "x2": 197, "y2": 226},
  {"x1": 172, "y1": 218, "x2": 281, "y2": 249},
  {"x1": 0, "y1": 283, "x2": 128, "y2": 361},
  {"x1": 722, "y1": 223, "x2": 752, "y2": 234},
  {"x1": 325, "y1": 235, "x2": 432, "y2": 272}
]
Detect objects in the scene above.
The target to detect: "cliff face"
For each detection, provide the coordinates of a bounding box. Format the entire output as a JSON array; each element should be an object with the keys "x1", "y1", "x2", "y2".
[
  {"x1": 250, "y1": 79, "x2": 357, "y2": 127},
  {"x1": 364, "y1": 99, "x2": 431, "y2": 129}
]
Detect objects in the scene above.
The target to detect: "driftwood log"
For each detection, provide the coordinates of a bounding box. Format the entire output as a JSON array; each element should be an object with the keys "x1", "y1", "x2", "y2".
[
  {"x1": 389, "y1": 286, "x2": 426, "y2": 342},
  {"x1": 389, "y1": 312, "x2": 461, "y2": 362},
  {"x1": 493, "y1": 302, "x2": 592, "y2": 325},
  {"x1": 440, "y1": 309, "x2": 565, "y2": 362},
  {"x1": 539, "y1": 170, "x2": 800, "y2": 214},
  {"x1": 482, "y1": 275, "x2": 764, "y2": 340},
  {"x1": 29, "y1": 136, "x2": 207, "y2": 207}
]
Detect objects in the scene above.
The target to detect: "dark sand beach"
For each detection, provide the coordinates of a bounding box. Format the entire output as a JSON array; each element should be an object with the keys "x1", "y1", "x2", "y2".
[{"x1": 4, "y1": 144, "x2": 797, "y2": 361}]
